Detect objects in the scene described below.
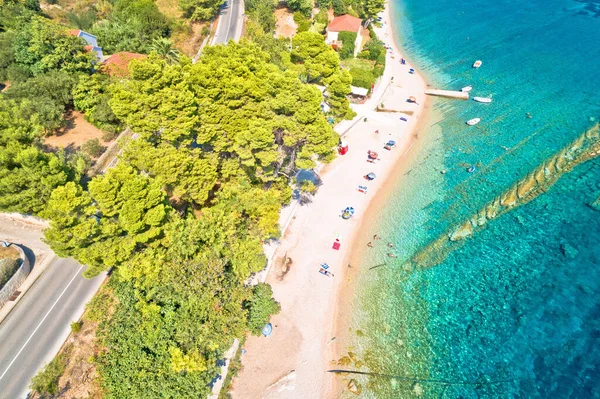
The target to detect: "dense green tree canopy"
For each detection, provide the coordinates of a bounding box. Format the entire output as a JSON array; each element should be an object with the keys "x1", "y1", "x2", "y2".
[
  {"x1": 91, "y1": 0, "x2": 171, "y2": 54},
  {"x1": 42, "y1": 165, "x2": 169, "y2": 277},
  {"x1": 11, "y1": 16, "x2": 94, "y2": 76},
  {"x1": 72, "y1": 73, "x2": 122, "y2": 132},
  {"x1": 290, "y1": 32, "x2": 355, "y2": 119},
  {"x1": 0, "y1": 98, "x2": 79, "y2": 214},
  {"x1": 179, "y1": 0, "x2": 225, "y2": 21},
  {"x1": 110, "y1": 43, "x2": 339, "y2": 182},
  {"x1": 245, "y1": 283, "x2": 281, "y2": 335}
]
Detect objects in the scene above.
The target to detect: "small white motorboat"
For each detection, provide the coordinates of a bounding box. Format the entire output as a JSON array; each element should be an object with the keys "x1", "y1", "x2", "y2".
[
  {"x1": 472, "y1": 60, "x2": 482, "y2": 68},
  {"x1": 461, "y1": 85, "x2": 473, "y2": 92},
  {"x1": 473, "y1": 96, "x2": 492, "y2": 103},
  {"x1": 466, "y1": 118, "x2": 481, "y2": 126}
]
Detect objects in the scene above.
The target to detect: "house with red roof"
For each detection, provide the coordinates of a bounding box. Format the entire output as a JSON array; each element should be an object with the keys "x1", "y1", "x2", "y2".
[
  {"x1": 325, "y1": 14, "x2": 365, "y2": 57},
  {"x1": 101, "y1": 52, "x2": 147, "y2": 77}
]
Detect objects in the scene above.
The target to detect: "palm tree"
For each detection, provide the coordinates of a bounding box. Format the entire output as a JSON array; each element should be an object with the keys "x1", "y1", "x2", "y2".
[{"x1": 149, "y1": 37, "x2": 181, "y2": 64}]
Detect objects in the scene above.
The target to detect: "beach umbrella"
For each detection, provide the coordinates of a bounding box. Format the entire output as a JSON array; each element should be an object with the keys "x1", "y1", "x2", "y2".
[
  {"x1": 262, "y1": 323, "x2": 273, "y2": 337},
  {"x1": 368, "y1": 151, "x2": 378, "y2": 160}
]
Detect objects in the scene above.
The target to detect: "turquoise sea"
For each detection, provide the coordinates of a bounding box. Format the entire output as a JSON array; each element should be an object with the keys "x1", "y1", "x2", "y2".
[{"x1": 344, "y1": 0, "x2": 600, "y2": 397}]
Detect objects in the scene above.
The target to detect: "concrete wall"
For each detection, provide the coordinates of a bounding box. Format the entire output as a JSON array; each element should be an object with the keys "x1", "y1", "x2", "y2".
[
  {"x1": 0, "y1": 244, "x2": 31, "y2": 308},
  {"x1": 0, "y1": 212, "x2": 49, "y2": 228}
]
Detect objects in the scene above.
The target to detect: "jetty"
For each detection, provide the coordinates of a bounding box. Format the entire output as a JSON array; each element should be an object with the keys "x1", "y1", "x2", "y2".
[{"x1": 425, "y1": 89, "x2": 469, "y2": 100}]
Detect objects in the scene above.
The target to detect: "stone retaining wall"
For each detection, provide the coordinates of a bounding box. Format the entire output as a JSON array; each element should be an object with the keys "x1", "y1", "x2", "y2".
[
  {"x1": 0, "y1": 212, "x2": 49, "y2": 228},
  {"x1": 0, "y1": 244, "x2": 31, "y2": 308}
]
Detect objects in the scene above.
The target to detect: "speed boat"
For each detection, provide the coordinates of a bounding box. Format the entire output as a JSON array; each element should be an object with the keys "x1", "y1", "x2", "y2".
[
  {"x1": 473, "y1": 60, "x2": 482, "y2": 68},
  {"x1": 473, "y1": 96, "x2": 492, "y2": 103},
  {"x1": 461, "y1": 85, "x2": 473, "y2": 92},
  {"x1": 466, "y1": 118, "x2": 481, "y2": 126}
]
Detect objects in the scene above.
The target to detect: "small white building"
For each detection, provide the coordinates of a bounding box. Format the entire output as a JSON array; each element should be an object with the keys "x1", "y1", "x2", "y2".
[{"x1": 350, "y1": 86, "x2": 369, "y2": 98}]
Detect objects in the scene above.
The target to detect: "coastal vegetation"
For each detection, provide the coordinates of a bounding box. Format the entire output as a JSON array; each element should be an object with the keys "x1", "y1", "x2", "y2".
[{"x1": 19, "y1": 32, "x2": 343, "y2": 398}]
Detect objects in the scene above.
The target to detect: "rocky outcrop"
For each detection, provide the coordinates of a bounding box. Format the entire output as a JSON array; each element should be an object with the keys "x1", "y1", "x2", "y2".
[
  {"x1": 449, "y1": 221, "x2": 473, "y2": 241},
  {"x1": 409, "y1": 123, "x2": 600, "y2": 269},
  {"x1": 590, "y1": 196, "x2": 600, "y2": 212}
]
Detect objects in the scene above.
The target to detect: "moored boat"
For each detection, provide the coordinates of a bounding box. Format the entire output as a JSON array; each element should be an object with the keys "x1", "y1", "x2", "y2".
[
  {"x1": 461, "y1": 85, "x2": 473, "y2": 92},
  {"x1": 466, "y1": 118, "x2": 481, "y2": 126},
  {"x1": 473, "y1": 96, "x2": 492, "y2": 103},
  {"x1": 472, "y1": 60, "x2": 482, "y2": 68}
]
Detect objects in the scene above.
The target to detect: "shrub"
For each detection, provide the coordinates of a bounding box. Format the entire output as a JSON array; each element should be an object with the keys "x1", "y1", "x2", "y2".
[
  {"x1": 30, "y1": 355, "x2": 67, "y2": 396},
  {"x1": 0, "y1": 258, "x2": 20, "y2": 289},
  {"x1": 245, "y1": 283, "x2": 281, "y2": 335},
  {"x1": 349, "y1": 67, "x2": 375, "y2": 88},
  {"x1": 314, "y1": 9, "x2": 329, "y2": 25},
  {"x1": 85, "y1": 286, "x2": 115, "y2": 322},
  {"x1": 287, "y1": 0, "x2": 313, "y2": 15},
  {"x1": 102, "y1": 130, "x2": 119, "y2": 142},
  {"x1": 338, "y1": 31, "x2": 357, "y2": 59},
  {"x1": 332, "y1": 0, "x2": 346, "y2": 15},
  {"x1": 81, "y1": 139, "x2": 105, "y2": 158},
  {"x1": 309, "y1": 22, "x2": 326, "y2": 34},
  {"x1": 362, "y1": 39, "x2": 385, "y2": 61},
  {"x1": 70, "y1": 321, "x2": 83, "y2": 333},
  {"x1": 299, "y1": 180, "x2": 318, "y2": 195},
  {"x1": 293, "y1": 12, "x2": 311, "y2": 32}
]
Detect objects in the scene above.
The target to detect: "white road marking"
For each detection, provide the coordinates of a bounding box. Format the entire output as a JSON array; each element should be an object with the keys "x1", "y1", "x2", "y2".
[
  {"x1": 0, "y1": 264, "x2": 84, "y2": 383},
  {"x1": 224, "y1": 0, "x2": 234, "y2": 43}
]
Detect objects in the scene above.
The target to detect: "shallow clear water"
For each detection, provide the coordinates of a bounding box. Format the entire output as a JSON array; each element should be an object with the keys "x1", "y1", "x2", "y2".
[{"x1": 345, "y1": 0, "x2": 600, "y2": 397}]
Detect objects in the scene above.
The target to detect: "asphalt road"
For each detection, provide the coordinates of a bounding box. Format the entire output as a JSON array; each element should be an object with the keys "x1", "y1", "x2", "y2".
[
  {"x1": 0, "y1": 219, "x2": 105, "y2": 398},
  {"x1": 212, "y1": 0, "x2": 244, "y2": 45}
]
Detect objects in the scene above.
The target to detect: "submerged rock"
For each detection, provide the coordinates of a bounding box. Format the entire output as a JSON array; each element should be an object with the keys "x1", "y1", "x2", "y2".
[
  {"x1": 534, "y1": 165, "x2": 546, "y2": 185},
  {"x1": 449, "y1": 221, "x2": 473, "y2": 241},
  {"x1": 589, "y1": 196, "x2": 600, "y2": 211},
  {"x1": 517, "y1": 173, "x2": 538, "y2": 199},
  {"x1": 413, "y1": 383, "x2": 424, "y2": 396},
  {"x1": 560, "y1": 242, "x2": 579, "y2": 259},
  {"x1": 500, "y1": 187, "x2": 518, "y2": 208}
]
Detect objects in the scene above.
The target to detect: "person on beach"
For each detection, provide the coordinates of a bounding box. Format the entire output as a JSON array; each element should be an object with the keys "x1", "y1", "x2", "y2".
[
  {"x1": 388, "y1": 243, "x2": 394, "y2": 248},
  {"x1": 388, "y1": 253, "x2": 397, "y2": 258},
  {"x1": 373, "y1": 234, "x2": 381, "y2": 240},
  {"x1": 367, "y1": 242, "x2": 373, "y2": 248}
]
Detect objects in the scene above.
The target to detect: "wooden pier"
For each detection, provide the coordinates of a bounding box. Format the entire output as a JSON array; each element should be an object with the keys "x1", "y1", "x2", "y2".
[{"x1": 424, "y1": 89, "x2": 469, "y2": 100}]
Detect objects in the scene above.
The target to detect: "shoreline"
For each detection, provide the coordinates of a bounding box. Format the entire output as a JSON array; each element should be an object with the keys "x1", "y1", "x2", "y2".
[
  {"x1": 230, "y1": 2, "x2": 430, "y2": 396},
  {"x1": 330, "y1": 3, "x2": 434, "y2": 394}
]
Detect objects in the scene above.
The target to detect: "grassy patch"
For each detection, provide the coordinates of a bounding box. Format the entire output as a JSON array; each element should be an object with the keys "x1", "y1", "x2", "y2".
[
  {"x1": 341, "y1": 58, "x2": 376, "y2": 71},
  {"x1": 156, "y1": 0, "x2": 182, "y2": 19}
]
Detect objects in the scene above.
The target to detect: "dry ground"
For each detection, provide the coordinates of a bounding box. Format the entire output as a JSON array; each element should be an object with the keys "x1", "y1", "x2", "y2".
[
  {"x1": 0, "y1": 246, "x2": 20, "y2": 260},
  {"x1": 44, "y1": 111, "x2": 111, "y2": 154},
  {"x1": 275, "y1": 8, "x2": 297, "y2": 39}
]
